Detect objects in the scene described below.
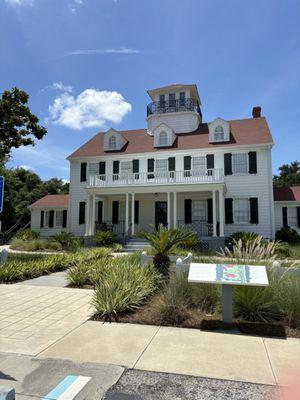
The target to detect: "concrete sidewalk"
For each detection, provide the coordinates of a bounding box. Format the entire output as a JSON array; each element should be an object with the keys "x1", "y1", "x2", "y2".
[{"x1": 40, "y1": 321, "x2": 300, "y2": 386}]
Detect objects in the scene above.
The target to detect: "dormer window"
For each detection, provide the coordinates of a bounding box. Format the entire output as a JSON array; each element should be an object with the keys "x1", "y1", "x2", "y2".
[
  {"x1": 159, "y1": 131, "x2": 168, "y2": 146},
  {"x1": 214, "y1": 126, "x2": 224, "y2": 141},
  {"x1": 109, "y1": 135, "x2": 117, "y2": 150}
]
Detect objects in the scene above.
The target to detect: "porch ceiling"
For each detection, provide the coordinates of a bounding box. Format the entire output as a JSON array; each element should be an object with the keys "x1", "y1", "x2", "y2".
[{"x1": 86, "y1": 182, "x2": 226, "y2": 196}]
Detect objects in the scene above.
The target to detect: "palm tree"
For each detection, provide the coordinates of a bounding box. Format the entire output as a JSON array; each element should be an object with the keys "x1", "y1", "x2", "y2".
[{"x1": 139, "y1": 224, "x2": 196, "y2": 277}]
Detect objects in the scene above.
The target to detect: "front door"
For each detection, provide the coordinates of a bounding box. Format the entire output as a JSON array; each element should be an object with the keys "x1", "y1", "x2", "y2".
[{"x1": 155, "y1": 201, "x2": 167, "y2": 228}]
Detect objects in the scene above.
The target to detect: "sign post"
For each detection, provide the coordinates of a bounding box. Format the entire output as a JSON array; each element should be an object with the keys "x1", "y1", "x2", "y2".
[{"x1": 188, "y1": 263, "x2": 269, "y2": 324}]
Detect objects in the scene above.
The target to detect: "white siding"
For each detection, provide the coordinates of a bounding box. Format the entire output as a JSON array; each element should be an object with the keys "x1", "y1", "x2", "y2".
[
  {"x1": 30, "y1": 208, "x2": 68, "y2": 237},
  {"x1": 147, "y1": 112, "x2": 200, "y2": 134},
  {"x1": 274, "y1": 202, "x2": 300, "y2": 235}
]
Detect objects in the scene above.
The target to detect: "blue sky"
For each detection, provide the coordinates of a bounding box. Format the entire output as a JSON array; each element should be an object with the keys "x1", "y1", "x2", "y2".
[{"x1": 1, "y1": 0, "x2": 299, "y2": 181}]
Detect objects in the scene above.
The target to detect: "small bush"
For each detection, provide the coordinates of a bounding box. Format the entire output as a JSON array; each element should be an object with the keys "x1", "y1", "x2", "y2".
[
  {"x1": 276, "y1": 273, "x2": 300, "y2": 329},
  {"x1": 156, "y1": 275, "x2": 190, "y2": 326},
  {"x1": 274, "y1": 241, "x2": 291, "y2": 258},
  {"x1": 93, "y1": 230, "x2": 117, "y2": 247},
  {"x1": 188, "y1": 283, "x2": 220, "y2": 313},
  {"x1": 67, "y1": 262, "x2": 92, "y2": 287},
  {"x1": 10, "y1": 238, "x2": 62, "y2": 252},
  {"x1": 230, "y1": 232, "x2": 259, "y2": 246},
  {"x1": 178, "y1": 232, "x2": 199, "y2": 250},
  {"x1": 52, "y1": 231, "x2": 81, "y2": 251},
  {"x1": 15, "y1": 229, "x2": 39, "y2": 241},
  {"x1": 91, "y1": 259, "x2": 160, "y2": 321},
  {"x1": 276, "y1": 227, "x2": 300, "y2": 244}
]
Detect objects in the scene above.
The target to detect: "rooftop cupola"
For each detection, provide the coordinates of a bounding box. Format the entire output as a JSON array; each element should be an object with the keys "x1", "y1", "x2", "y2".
[{"x1": 146, "y1": 84, "x2": 202, "y2": 135}]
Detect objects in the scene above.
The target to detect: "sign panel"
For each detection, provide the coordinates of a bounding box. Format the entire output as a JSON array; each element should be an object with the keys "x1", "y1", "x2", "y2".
[
  {"x1": 188, "y1": 263, "x2": 269, "y2": 286},
  {"x1": 0, "y1": 176, "x2": 4, "y2": 213}
]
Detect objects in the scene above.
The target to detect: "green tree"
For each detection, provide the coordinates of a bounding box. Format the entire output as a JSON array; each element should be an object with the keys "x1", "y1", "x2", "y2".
[
  {"x1": 0, "y1": 87, "x2": 47, "y2": 164},
  {"x1": 273, "y1": 161, "x2": 300, "y2": 187},
  {"x1": 0, "y1": 165, "x2": 68, "y2": 231}
]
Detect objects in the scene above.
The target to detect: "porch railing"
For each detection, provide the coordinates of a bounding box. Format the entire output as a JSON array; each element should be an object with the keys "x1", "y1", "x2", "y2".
[
  {"x1": 89, "y1": 169, "x2": 224, "y2": 188},
  {"x1": 177, "y1": 220, "x2": 213, "y2": 237},
  {"x1": 95, "y1": 220, "x2": 125, "y2": 237}
]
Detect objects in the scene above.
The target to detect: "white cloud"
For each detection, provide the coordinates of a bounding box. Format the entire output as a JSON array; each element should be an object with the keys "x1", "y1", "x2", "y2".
[
  {"x1": 5, "y1": 0, "x2": 33, "y2": 5},
  {"x1": 64, "y1": 48, "x2": 140, "y2": 57},
  {"x1": 49, "y1": 89, "x2": 132, "y2": 130},
  {"x1": 19, "y1": 165, "x2": 35, "y2": 171},
  {"x1": 51, "y1": 82, "x2": 73, "y2": 93}
]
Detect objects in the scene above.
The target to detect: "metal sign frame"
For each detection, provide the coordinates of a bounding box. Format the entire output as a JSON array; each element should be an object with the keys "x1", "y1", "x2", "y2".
[{"x1": 0, "y1": 176, "x2": 4, "y2": 214}]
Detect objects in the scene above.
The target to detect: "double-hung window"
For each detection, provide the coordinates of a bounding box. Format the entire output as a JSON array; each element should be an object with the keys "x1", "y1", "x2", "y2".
[
  {"x1": 55, "y1": 211, "x2": 63, "y2": 227},
  {"x1": 288, "y1": 207, "x2": 297, "y2": 228},
  {"x1": 155, "y1": 159, "x2": 168, "y2": 178},
  {"x1": 169, "y1": 93, "x2": 176, "y2": 109},
  {"x1": 158, "y1": 131, "x2": 168, "y2": 146},
  {"x1": 120, "y1": 161, "x2": 132, "y2": 179},
  {"x1": 193, "y1": 200, "x2": 207, "y2": 221},
  {"x1": 192, "y1": 156, "x2": 206, "y2": 176},
  {"x1": 109, "y1": 135, "x2": 117, "y2": 150},
  {"x1": 44, "y1": 211, "x2": 50, "y2": 227},
  {"x1": 159, "y1": 94, "x2": 165, "y2": 111},
  {"x1": 234, "y1": 199, "x2": 250, "y2": 223},
  {"x1": 214, "y1": 126, "x2": 224, "y2": 141},
  {"x1": 88, "y1": 163, "x2": 98, "y2": 176},
  {"x1": 232, "y1": 153, "x2": 248, "y2": 174},
  {"x1": 179, "y1": 92, "x2": 185, "y2": 107}
]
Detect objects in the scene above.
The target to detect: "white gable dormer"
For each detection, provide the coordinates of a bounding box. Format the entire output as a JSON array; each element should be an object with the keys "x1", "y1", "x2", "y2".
[
  {"x1": 103, "y1": 128, "x2": 127, "y2": 151},
  {"x1": 208, "y1": 118, "x2": 230, "y2": 143},
  {"x1": 153, "y1": 123, "x2": 175, "y2": 148}
]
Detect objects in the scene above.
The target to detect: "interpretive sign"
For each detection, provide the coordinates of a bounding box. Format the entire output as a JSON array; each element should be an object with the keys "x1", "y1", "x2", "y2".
[
  {"x1": 188, "y1": 263, "x2": 269, "y2": 286},
  {"x1": 188, "y1": 263, "x2": 269, "y2": 323}
]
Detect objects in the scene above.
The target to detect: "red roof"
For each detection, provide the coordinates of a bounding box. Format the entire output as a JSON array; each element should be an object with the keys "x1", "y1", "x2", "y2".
[
  {"x1": 30, "y1": 194, "x2": 69, "y2": 208},
  {"x1": 273, "y1": 186, "x2": 300, "y2": 202},
  {"x1": 68, "y1": 117, "x2": 273, "y2": 159}
]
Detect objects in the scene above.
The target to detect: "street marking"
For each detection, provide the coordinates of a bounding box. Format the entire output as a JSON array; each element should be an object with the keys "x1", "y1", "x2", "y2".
[{"x1": 43, "y1": 375, "x2": 91, "y2": 400}]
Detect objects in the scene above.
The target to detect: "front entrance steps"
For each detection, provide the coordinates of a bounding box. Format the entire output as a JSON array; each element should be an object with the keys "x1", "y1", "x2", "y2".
[{"x1": 123, "y1": 238, "x2": 151, "y2": 253}]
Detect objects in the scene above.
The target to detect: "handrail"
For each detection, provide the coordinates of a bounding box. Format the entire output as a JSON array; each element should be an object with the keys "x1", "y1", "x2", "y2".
[
  {"x1": 89, "y1": 169, "x2": 224, "y2": 188},
  {"x1": 147, "y1": 98, "x2": 201, "y2": 116}
]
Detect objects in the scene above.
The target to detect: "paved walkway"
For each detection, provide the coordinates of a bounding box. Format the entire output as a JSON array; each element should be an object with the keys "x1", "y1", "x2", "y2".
[
  {"x1": 0, "y1": 284, "x2": 93, "y2": 355},
  {"x1": 16, "y1": 271, "x2": 68, "y2": 287},
  {"x1": 40, "y1": 321, "x2": 300, "y2": 386}
]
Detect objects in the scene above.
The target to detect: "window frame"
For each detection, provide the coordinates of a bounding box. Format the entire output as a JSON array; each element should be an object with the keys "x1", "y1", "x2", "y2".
[
  {"x1": 158, "y1": 131, "x2": 169, "y2": 146},
  {"x1": 192, "y1": 200, "x2": 207, "y2": 221},
  {"x1": 108, "y1": 135, "x2": 117, "y2": 150},
  {"x1": 155, "y1": 159, "x2": 168, "y2": 174},
  {"x1": 233, "y1": 198, "x2": 250, "y2": 224},
  {"x1": 288, "y1": 206, "x2": 298, "y2": 228},
  {"x1": 232, "y1": 153, "x2": 248, "y2": 175},
  {"x1": 214, "y1": 126, "x2": 225, "y2": 141},
  {"x1": 55, "y1": 210, "x2": 64, "y2": 228}
]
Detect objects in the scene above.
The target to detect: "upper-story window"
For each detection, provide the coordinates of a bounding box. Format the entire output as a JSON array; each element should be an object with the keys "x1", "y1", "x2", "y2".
[
  {"x1": 158, "y1": 131, "x2": 168, "y2": 146},
  {"x1": 169, "y1": 93, "x2": 176, "y2": 108},
  {"x1": 232, "y1": 153, "x2": 248, "y2": 174},
  {"x1": 192, "y1": 156, "x2": 206, "y2": 173},
  {"x1": 109, "y1": 135, "x2": 117, "y2": 150},
  {"x1": 179, "y1": 92, "x2": 185, "y2": 107},
  {"x1": 214, "y1": 126, "x2": 224, "y2": 141},
  {"x1": 155, "y1": 159, "x2": 168, "y2": 174},
  {"x1": 159, "y1": 94, "x2": 165, "y2": 110},
  {"x1": 121, "y1": 161, "x2": 132, "y2": 175}
]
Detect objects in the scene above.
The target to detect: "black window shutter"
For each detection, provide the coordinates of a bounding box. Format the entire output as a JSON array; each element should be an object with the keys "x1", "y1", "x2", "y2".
[
  {"x1": 297, "y1": 207, "x2": 300, "y2": 228},
  {"x1": 99, "y1": 161, "x2": 106, "y2": 175},
  {"x1": 79, "y1": 202, "x2": 86, "y2": 224},
  {"x1": 97, "y1": 201, "x2": 103, "y2": 223},
  {"x1": 62, "y1": 210, "x2": 68, "y2": 228},
  {"x1": 134, "y1": 200, "x2": 139, "y2": 224},
  {"x1": 248, "y1": 152, "x2": 257, "y2": 174},
  {"x1": 224, "y1": 153, "x2": 232, "y2": 175},
  {"x1": 184, "y1": 156, "x2": 191, "y2": 170},
  {"x1": 250, "y1": 198, "x2": 259, "y2": 224},
  {"x1": 282, "y1": 207, "x2": 288, "y2": 228},
  {"x1": 49, "y1": 210, "x2": 55, "y2": 228},
  {"x1": 132, "y1": 160, "x2": 139, "y2": 173},
  {"x1": 148, "y1": 158, "x2": 154, "y2": 178},
  {"x1": 225, "y1": 198, "x2": 233, "y2": 224},
  {"x1": 207, "y1": 198, "x2": 213, "y2": 223},
  {"x1": 40, "y1": 211, "x2": 44, "y2": 228},
  {"x1": 112, "y1": 201, "x2": 119, "y2": 224},
  {"x1": 184, "y1": 199, "x2": 192, "y2": 224},
  {"x1": 80, "y1": 162, "x2": 87, "y2": 182},
  {"x1": 168, "y1": 157, "x2": 176, "y2": 171},
  {"x1": 206, "y1": 154, "x2": 214, "y2": 169},
  {"x1": 113, "y1": 160, "x2": 120, "y2": 174}
]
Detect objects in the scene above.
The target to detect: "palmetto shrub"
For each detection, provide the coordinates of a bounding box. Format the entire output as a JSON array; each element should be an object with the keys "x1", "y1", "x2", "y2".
[
  {"x1": 91, "y1": 259, "x2": 160, "y2": 321},
  {"x1": 139, "y1": 225, "x2": 197, "y2": 277},
  {"x1": 276, "y1": 227, "x2": 300, "y2": 244},
  {"x1": 52, "y1": 231, "x2": 81, "y2": 251},
  {"x1": 10, "y1": 238, "x2": 62, "y2": 252},
  {"x1": 15, "y1": 228, "x2": 39, "y2": 241},
  {"x1": 93, "y1": 230, "x2": 117, "y2": 247}
]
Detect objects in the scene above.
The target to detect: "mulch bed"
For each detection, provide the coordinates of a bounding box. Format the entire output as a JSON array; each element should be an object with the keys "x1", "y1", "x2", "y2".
[{"x1": 90, "y1": 294, "x2": 299, "y2": 338}]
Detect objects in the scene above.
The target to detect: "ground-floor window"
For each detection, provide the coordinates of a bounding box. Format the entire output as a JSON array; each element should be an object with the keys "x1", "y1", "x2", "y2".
[
  {"x1": 233, "y1": 199, "x2": 250, "y2": 223},
  {"x1": 288, "y1": 207, "x2": 298, "y2": 228},
  {"x1": 55, "y1": 210, "x2": 64, "y2": 227},
  {"x1": 192, "y1": 200, "x2": 207, "y2": 221}
]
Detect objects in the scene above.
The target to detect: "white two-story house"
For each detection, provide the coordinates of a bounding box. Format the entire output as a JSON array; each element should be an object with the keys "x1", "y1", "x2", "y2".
[{"x1": 30, "y1": 84, "x2": 277, "y2": 248}]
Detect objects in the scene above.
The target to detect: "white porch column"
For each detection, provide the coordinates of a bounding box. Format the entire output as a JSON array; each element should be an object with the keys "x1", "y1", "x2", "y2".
[
  {"x1": 85, "y1": 194, "x2": 91, "y2": 236},
  {"x1": 91, "y1": 194, "x2": 96, "y2": 235},
  {"x1": 173, "y1": 192, "x2": 177, "y2": 229},
  {"x1": 131, "y1": 193, "x2": 135, "y2": 236},
  {"x1": 167, "y1": 192, "x2": 171, "y2": 228},
  {"x1": 212, "y1": 190, "x2": 217, "y2": 237},
  {"x1": 125, "y1": 193, "x2": 129, "y2": 235},
  {"x1": 219, "y1": 188, "x2": 225, "y2": 237}
]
